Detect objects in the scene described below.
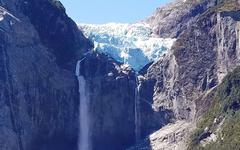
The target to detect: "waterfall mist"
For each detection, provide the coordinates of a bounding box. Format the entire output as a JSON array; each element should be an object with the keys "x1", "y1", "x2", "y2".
[
  {"x1": 76, "y1": 60, "x2": 91, "y2": 150},
  {"x1": 135, "y1": 75, "x2": 141, "y2": 142}
]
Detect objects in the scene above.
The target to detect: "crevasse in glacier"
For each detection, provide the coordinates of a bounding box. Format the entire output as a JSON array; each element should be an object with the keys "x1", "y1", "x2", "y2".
[{"x1": 79, "y1": 23, "x2": 176, "y2": 71}]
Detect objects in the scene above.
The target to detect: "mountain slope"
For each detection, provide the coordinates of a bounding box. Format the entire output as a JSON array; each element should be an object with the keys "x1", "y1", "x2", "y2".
[
  {"x1": 0, "y1": 0, "x2": 92, "y2": 149},
  {"x1": 128, "y1": 0, "x2": 240, "y2": 149},
  {"x1": 189, "y1": 67, "x2": 240, "y2": 150},
  {"x1": 0, "y1": 0, "x2": 140, "y2": 150},
  {"x1": 146, "y1": 0, "x2": 214, "y2": 38},
  {"x1": 0, "y1": 0, "x2": 239, "y2": 150}
]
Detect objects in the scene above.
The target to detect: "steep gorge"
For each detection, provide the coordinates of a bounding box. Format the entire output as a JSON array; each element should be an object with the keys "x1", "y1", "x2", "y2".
[{"x1": 0, "y1": 0, "x2": 240, "y2": 150}]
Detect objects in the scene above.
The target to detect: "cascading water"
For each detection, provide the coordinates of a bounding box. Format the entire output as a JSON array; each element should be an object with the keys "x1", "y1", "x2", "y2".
[
  {"x1": 75, "y1": 60, "x2": 91, "y2": 150},
  {"x1": 135, "y1": 74, "x2": 141, "y2": 142},
  {"x1": 80, "y1": 23, "x2": 175, "y2": 145}
]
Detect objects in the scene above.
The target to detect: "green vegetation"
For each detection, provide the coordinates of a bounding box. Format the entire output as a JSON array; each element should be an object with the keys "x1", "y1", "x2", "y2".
[{"x1": 188, "y1": 67, "x2": 240, "y2": 150}]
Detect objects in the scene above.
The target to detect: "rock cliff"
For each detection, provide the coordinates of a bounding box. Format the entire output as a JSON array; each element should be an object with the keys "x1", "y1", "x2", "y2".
[
  {"x1": 0, "y1": 0, "x2": 138, "y2": 150},
  {"x1": 1, "y1": 0, "x2": 240, "y2": 150},
  {"x1": 0, "y1": 0, "x2": 89, "y2": 149},
  {"x1": 129, "y1": 0, "x2": 240, "y2": 149},
  {"x1": 79, "y1": 53, "x2": 136, "y2": 150}
]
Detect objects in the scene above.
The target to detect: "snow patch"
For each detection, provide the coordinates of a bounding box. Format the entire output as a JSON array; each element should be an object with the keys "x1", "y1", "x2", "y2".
[
  {"x1": 0, "y1": 6, "x2": 20, "y2": 22},
  {"x1": 79, "y1": 23, "x2": 176, "y2": 71},
  {"x1": 0, "y1": 15, "x2": 4, "y2": 22}
]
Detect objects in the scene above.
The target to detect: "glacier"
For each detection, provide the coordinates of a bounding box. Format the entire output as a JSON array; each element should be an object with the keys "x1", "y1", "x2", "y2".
[{"x1": 79, "y1": 23, "x2": 176, "y2": 71}]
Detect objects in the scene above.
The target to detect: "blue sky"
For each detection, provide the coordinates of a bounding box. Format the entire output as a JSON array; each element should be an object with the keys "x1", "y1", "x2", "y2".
[{"x1": 59, "y1": 0, "x2": 171, "y2": 24}]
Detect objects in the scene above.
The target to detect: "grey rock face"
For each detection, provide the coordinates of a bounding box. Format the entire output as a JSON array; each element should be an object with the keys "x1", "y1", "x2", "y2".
[
  {"x1": 79, "y1": 53, "x2": 136, "y2": 150},
  {"x1": 0, "y1": 0, "x2": 92, "y2": 150},
  {"x1": 128, "y1": 121, "x2": 193, "y2": 150},
  {"x1": 0, "y1": 1, "x2": 139, "y2": 150},
  {"x1": 1, "y1": 0, "x2": 239, "y2": 150},
  {"x1": 146, "y1": 0, "x2": 216, "y2": 38},
  {"x1": 134, "y1": 0, "x2": 240, "y2": 149},
  {"x1": 216, "y1": 11, "x2": 240, "y2": 82},
  {"x1": 18, "y1": 0, "x2": 93, "y2": 67}
]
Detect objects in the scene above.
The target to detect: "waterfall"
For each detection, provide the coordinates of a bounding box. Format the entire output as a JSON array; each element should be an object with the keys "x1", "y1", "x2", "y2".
[
  {"x1": 135, "y1": 74, "x2": 141, "y2": 142},
  {"x1": 75, "y1": 60, "x2": 91, "y2": 150},
  {"x1": 237, "y1": 22, "x2": 240, "y2": 62}
]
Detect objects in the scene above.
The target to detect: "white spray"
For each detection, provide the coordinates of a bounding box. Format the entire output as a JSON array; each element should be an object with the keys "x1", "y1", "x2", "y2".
[
  {"x1": 75, "y1": 59, "x2": 91, "y2": 150},
  {"x1": 135, "y1": 74, "x2": 141, "y2": 142}
]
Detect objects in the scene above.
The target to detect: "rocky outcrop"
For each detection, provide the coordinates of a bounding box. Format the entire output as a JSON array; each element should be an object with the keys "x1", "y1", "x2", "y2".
[
  {"x1": 0, "y1": 0, "x2": 92, "y2": 150},
  {"x1": 133, "y1": 0, "x2": 240, "y2": 149},
  {"x1": 189, "y1": 67, "x2": 240, "y2": 149},
  {"x1": 128, "y1": 121, "x2": 193, "y2": 150},
  {"x1": 1, "y1": 0, "x2": 239, "y2": 150},
  {"x1": 19, "y1": 0, "x2": 93, "y2": 67},
  {"x1": 79, "y1": 53, "x2": 136, "y2": 150},
  {"x1": 146, "y1": 0, "x2": 216, "y2": 38},
  {"x1": 0, "y1": 1, "x2": 141, "y2": 150}
]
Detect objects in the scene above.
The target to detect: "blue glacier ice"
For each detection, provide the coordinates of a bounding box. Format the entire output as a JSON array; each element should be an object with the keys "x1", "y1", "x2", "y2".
[{"x1": 79, "y1": 23, "x2": 176, "y2": 71}]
